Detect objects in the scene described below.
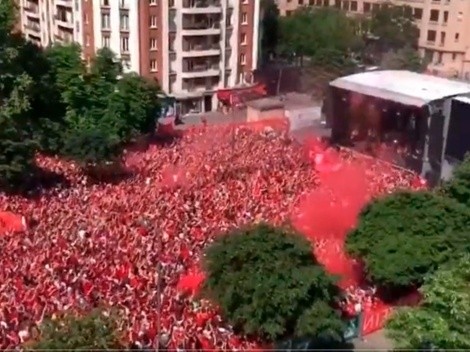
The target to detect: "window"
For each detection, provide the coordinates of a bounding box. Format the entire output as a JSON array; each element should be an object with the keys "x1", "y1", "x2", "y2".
[
  {"x1": 240, "y1": 53, "x2": 246, "y2": 65},
  {"x1": 455, "y1": 33, "x2": 460, "y2": 42},
  {"x1": 150, "y1": 15, "x2": 157, "y2": 28},
  {"x1": 121, "y1": 36, "x2": 129, "y2": 52},
  {"x1": 101, "y1": 0, "x2": 110, "y2": 6},
  {"x1": 149, "y1": 0, "x2": 157, "y2": 4},
  {"x1": 440, "y1": 31, "x2": 446, "y2": 45},
  {"x1": 101, "y1": 13, "x2": 110, "y2": 29},
  {"x1": 84, "y1": 13, "x2": 89, "y2": 24},
  {"x1": 363, "y1": 2, "x2": 371, "y2": 13},
  {"x1": 414, "y1": 8, "x2": 423, "y2": 20},
  {"x1": 350, "y1": 1, "x2": 357, "y2": 11},
  {"x1": 286, "y1": 10, "x2": 293, "y2": 16},
  {"x1": 452, "y1": 53, "x2": 456, "y2": 61},
  {"x1": 150, "y1": 38, "x2": 158, "y2": 50},
  {"x1": 241, "y1": 12, "x2": 248, "y2": 24},
  {"x1": 424, "y1": 49, "x2": 433, "y2": 63},
  {"x1": 427, "y1": 30, "x2": 436, "y2": 42},
  {"x1": 241, "y1": 33, "x2": 247, "y2": 45},
  {"x1": 443, "y1": 11, "x2": 448, "y2": 23},
  {"x1": 102, "y1": 35, "x2": 110, "y2": 47},
  {"x1": 150, "y1": 59, "x2": 158, "y2": 72},
  {"x1": 436, "y1": 52, "x2": 442, "y2": 64},
  {"x1": 120, "y1": 13, "x2": 129, "y2": 30},
  {"x1": 298, "y1": 0, "x2": 304, "y2": 5},
  {"x1": 85, "y1": 34, "x2": 90, "y2": 46},
  {"x1": 335, "y1": 0, "x2": 341, "y2": 8},
  {"x1": 429, "y1": 9, "x2": 439, "y2": 22},
  {"x1": 120, "y1": 0, "x2": 127, "y2": 8}
]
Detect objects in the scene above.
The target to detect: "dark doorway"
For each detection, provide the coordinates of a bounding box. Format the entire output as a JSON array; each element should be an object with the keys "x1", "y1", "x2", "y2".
[{"x1": 204, "y1": 95, "x2": 212, "y2": 112}]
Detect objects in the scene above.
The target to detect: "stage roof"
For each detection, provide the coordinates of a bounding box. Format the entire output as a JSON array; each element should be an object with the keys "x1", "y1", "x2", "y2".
[{"x1": 330, "y1": 70, "x2": 470, "y2": 107}]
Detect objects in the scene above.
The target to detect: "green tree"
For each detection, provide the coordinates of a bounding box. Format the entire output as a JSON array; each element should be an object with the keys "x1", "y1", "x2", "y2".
[
  {"x1": 203, "y1": 223, "x2": 343, "y2": 341},
  {"x1": 441, "y1": 154, "x2": 470, "y2": 209},
  {"x1": 261, "y1": 0, "x2": 279, "y2": 63},
  {"x1": 364, "y1": 3, "x2": 420, "y2": 64},
  {"x1": 106, "y1": 73, "x2": 161, "y2": 141},
  {"x1": 387, "y1": 256, "x2": 470, "y2": 349},
  {"x1": 0, "y1": 74, "x2": 38, "y2": 189},
  {"x1": 380, "y1": 45, "x2": 428, "y2": 72},
  {"x1": 345, "y1": 191, "x2": 470, "y2": 289},
  {"x1": 0, "y1": 1, "x2": 39, "y2": 189},
  {"x1": 0, "y1": 0, "x2": 16, "y2": 40},
  {"x1": 62, "y1": 123, "x2": 121, "y2": 166},
  {"x1": 278, "y1": 8, "x2": 360, "y2": 66},
  {"x1": 26, "y1": 310, "x2": 124, "y2": 351}
]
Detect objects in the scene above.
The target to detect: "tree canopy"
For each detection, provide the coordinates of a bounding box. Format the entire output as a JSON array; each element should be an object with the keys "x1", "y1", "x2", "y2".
[
  {"x1": 277, "y1": 4, "x2": 422, "y2": 72},
  {"x1": 202, "y1": 223, "x2": 344, "y2": 342},
  {"x1": 441, "y1": 154, "x2": 470, "y2": 209},
  {"x1": 26, "y1": 310, "x2": 124, "y2": 351},
  {"x1": 261, "y1": 0, "x2": 280, "y2": 63},
  {"x1": 278, "y1": 8, "x2": 360, "y2": 65},
  {"x1": 386, "y1": 256, "x2": 470, "y2": 349},
  {"x1": 345, "y1": 191, "x2": 470, "y2": 289},
  {"x1": 0, "y1": 0, "x2": 163, "y2": 189},
  {"x1": 380, "y1": 46, "x2": 427, "y2": 72}
]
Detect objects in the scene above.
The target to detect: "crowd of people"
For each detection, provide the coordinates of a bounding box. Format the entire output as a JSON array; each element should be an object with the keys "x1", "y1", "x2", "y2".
[{"x1": 0, "y1": 123, "x2": 423, "y2": 350}]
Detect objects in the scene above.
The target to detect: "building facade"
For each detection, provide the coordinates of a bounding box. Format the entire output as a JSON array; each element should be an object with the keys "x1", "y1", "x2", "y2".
[
  {"x1": 275, "y1": 0, "x2": 470, "y2": 81},
  {"x1": 17, "y1": 0, "x2": 261, "y2": 114}
]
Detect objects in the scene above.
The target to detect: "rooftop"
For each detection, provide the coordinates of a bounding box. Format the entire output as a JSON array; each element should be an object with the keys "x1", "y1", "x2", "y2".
[
  {"x1": 330, "y1": 70, "x2": 470, "y2": 107},
  {"x1": 246, "y1": 98, "x2": 285, "y2": 111}
]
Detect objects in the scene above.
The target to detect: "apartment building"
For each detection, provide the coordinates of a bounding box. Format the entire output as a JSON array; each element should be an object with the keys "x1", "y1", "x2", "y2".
[
  {"x1": 275, "y1": 0, "x2": 470, "y2": 80},
  {"x1": 17, "y1": 0, "x2": 261, "y2": 114}
]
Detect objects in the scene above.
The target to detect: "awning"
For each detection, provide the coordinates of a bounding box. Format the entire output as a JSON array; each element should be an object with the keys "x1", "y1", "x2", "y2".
[{"x1": 217, "y1": 83, "x2": 267, "y2": 106}]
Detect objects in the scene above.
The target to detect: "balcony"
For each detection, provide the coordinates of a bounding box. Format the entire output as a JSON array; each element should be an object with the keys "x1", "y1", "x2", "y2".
[
  {"x1": 182, "y1": 0, "x2": 222, "y2": 14},
  {"x1": 24, "y1": 21, "x2": 40, "y2": 32},
  {"x1": 55, "y1": 0, "x2": 73, "y2": 8},
  {"x1": 24, "y1": 2, "x2": 40, "y2": 18},
  {"x1": 182, "y1": 21, "x2": 221, "y2": 36},
  {"x1": 55, "y1": 30, "x2": 73, "y2": 43},
  {"x1": 182, "y1": 43, "x2": 221, "y2": 57},
  {"x1": 181, "y1": 63, "x2": 220, "y2": 79},
  {"x1": 55, "y1": 14, "x2": 74, "y2": 29}
]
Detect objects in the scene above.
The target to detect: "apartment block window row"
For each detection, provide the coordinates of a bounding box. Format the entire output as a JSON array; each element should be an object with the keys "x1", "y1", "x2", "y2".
[
  {"x1": 121, "y1": 36, "x2": 129, "y2": 52},
  {"x1": 101, "y1": 13, "x2": 110, "y2": 29},
  {"x1": 150, "y1": 38, "x2": 158, "y2": 50},
  {"x1": 150, "y1": 15, "x2": 157, "y2": 28},
  {"x1": 120, "y1": 13, "x2": 129, "y2": 30},
  {"x1": 150, "y1": 59, "x2": 158, "y2": 72},
  {"x1": 102, "y1": 35, "x2": 110, "y2": 47}
]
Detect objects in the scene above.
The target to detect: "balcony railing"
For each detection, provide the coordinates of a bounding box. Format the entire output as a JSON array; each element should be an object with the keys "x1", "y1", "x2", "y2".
[
  {"x1": 182, "y1": 21, "x2": 220, "y2": 30},
  {"x1": 183, "y1": 63, "x2": 219, "y2": 73},
  {"x1": 183, "y1": 0, "x2": 221, "y2": 8},
  {"x1": 24, "y1": 22, "x2": 40, "y2": 32},
  {"x1": 24, "y1": 3, "x2": 39, "y2": 14},
  {"x1": 182, "y1": 43, "x2": 220, "y2": 51}
]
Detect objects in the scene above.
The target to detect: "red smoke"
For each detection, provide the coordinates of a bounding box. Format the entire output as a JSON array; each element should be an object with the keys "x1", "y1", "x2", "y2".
[{"x1": 293, "y1": 138, "x2": 371, "y2": 287}]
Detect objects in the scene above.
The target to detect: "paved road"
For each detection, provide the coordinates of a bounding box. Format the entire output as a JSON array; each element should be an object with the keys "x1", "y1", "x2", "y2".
[{"x1": 353, "y1": 330, "x2": 395, "y2": 351}]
